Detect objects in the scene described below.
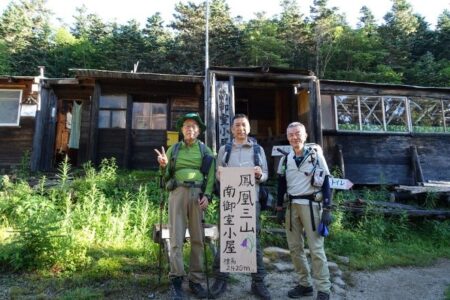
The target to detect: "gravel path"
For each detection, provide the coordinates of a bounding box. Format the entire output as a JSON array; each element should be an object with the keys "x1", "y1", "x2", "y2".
[
  {"x1": 345, "y1": 258, "x2": 450, "y2": 300},
  {"x1": 1, "y1": 259, "x2": 449, "y2": 299}
]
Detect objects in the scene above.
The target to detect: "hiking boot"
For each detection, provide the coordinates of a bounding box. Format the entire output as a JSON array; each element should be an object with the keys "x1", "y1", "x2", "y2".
[
  {"x1": 315, "y1": 291, "x2": 330, "y2": 300},
  {"x1": 189, "y1": 280, "x2": 208, "y2": 299},
  {"x1": 170, "y1": 277, "x2": 186, "y2": 300},
  {"x1": 287, "y1": 285, "x2": 313, "y2": 298},
  {"x1": 251, "y1": 281, "x2": 272, "y2": 300},
  {"x1": 209, "y1": 278, "x2": 227, "y2": 298}
]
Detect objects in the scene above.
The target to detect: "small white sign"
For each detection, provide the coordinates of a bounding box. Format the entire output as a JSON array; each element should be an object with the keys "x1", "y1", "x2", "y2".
[
  {"x1": 329, "y1": 178, "x2": 353, "y2": 190},
  {"x1": 271, "y1": 145, "x2": 291, "y2": 156}
]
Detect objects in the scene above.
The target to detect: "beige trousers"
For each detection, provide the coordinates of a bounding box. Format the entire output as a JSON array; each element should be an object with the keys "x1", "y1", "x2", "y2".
[
  {"x1": 285, "y1": 203, "x2": 331, "y2": 293},
  {"x1": 168, "y1": 186, "x2": 204, "y2": 283}
]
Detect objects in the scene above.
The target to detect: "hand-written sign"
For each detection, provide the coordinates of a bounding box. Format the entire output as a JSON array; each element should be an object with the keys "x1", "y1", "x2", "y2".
[
  {"x1": 220, "y1": 167, "x2": 257, "y2": 273},
  {"x1": 329, "y1": 177, "x2": 353, "y2": 190}
]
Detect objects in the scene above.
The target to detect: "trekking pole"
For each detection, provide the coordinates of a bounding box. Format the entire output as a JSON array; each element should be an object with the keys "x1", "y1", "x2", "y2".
[
  {"x1": 158, "y1": 175, "x2": 165, "y2": 285},
  {"x1": 201, "y1": 198, "x2": 210, "y2": 299}
]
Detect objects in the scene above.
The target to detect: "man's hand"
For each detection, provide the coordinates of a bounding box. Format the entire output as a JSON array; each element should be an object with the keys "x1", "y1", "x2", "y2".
[
  {"x1": 198, "y1": 195, "x2": 209, "y2": 210},
  {"x1": 154, "y1": 147, "x2": 168, "y2": 168},
  {"x1": 321, "y1": 209, "x2": 332, "y2": 226},
  {"x1": 275, "y1": 206, "x2": 285, "y2": 224},
  {"x1": 254, "y1": 166, "x2": 262, "y2": 180}
]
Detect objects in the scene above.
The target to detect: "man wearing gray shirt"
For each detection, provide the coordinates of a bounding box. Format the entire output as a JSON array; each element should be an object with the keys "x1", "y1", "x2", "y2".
[{"x1": 209, "y1": 114, "x2": 271, "y2": 300}]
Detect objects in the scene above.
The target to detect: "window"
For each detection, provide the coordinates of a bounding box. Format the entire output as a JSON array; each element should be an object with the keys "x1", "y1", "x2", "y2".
[
  {"x1": 335, "y1": 95, "x2": 448, "y2": 133},
  {"x1": 409, "y1": 97, "x2": 445, "y2": 133},
  {"x1": 335, "y1": 95, "x2": 359, "y2": 131},
  {"x1": 132, "y1": 102, "x2": 167, "y2": 129},
  {"x1": 0, "y1": 90, "x2": 22, "y2": 126},
  {"x1": 99, "y1": 95, "x2": 126, "y2": 128}
]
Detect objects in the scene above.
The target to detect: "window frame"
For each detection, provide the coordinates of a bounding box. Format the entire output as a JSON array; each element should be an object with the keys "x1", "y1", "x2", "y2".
[
  {"x1": 132, "y1": 102, "x2": 167, "y2": 130},
  {"x1": 0, "y1": 89, "x2": 22, "y2": 127},
  {"x1": 334, "y1": 94, "x2": 449, "y2": 134},
  {"x1": 98, "y1": 94, "x2": 127, "y2": 129}
]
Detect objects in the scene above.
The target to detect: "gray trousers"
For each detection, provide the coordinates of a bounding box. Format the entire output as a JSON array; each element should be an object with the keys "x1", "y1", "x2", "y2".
[
  {"x1": 286, "y1": 203, "x2": 331, "y2": 293},
  {"x1": 168, "y1": 186, "x2": 204, "y2": 283}
]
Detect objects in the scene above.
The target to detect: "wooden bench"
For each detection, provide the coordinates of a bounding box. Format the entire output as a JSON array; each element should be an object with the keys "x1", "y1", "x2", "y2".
[{"x1": 152, "y1": 223, "x2": 219, "y2": 259}]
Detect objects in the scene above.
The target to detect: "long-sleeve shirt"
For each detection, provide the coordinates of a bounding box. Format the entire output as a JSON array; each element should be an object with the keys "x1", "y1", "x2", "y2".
[
  {"x1": 216, "y1": 138, "x2": 268, "y2": 199},
  {"x1": 163, "y1": 140, "x2": 215, "y2": 197}
]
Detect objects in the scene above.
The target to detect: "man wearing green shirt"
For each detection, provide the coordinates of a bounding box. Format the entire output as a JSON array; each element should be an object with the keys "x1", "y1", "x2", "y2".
[{"x1": 155, "y1": 113, "x2": 215, "y2": 300}]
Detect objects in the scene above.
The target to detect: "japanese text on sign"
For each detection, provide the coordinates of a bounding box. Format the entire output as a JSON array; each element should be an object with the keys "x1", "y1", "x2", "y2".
[{"x1": 220, "y1": 167, "x2": 257, "y2": 273}]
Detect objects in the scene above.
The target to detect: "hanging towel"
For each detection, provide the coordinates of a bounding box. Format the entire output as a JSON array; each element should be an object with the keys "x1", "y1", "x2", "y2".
[{"x1": 68, "y1": 101, "x2": 82, "y2": 149}]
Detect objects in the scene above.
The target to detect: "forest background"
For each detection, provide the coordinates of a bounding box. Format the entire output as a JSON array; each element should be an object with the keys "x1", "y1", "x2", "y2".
[{"x1": 0, "y1": 0, "x2": 449, "y2": 87}]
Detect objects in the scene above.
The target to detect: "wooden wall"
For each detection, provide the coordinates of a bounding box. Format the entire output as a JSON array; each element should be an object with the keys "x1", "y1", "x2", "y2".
[
  {"x1": 0, "y1": 78, "x2": 35, "y2": 172},
  {"x1": 323, "y1": 133, "x2": 450, "y2": 185},
  {"x1": 130, "y1": 130, "x2": 166, "y2": 169},
  {"x1": 97, "y1": 129, "x2": 126, "y2": 165},
  {"x1": 0, "y1": 117, "x2": 34, "y2": 171}
]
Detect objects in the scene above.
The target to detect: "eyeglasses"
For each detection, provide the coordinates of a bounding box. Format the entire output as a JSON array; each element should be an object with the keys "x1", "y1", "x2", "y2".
[{"x1": 183, "y1": 124, "x2": 199, "y2": 129}]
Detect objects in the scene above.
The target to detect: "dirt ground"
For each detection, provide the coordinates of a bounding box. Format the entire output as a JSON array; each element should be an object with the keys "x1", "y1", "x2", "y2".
[
  {"x1": 148, "y1": 258, "x2": 450, "y2": 300},
  {"x1": 1, "y1": 259, "x2": 449, "y2": 299}
]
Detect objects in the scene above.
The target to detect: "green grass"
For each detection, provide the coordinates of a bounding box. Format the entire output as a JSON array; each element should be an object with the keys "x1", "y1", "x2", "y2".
[
  {"x1": 1, "y1": 158, "x2": 449, "y2": 297},
  {"x1": 445, "y1": 285, "x2": 450, "y2": 300}
]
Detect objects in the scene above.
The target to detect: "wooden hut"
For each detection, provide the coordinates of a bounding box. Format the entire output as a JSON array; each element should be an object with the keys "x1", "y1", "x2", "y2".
[
  {"x1": 37, "y1": 69, "x2": 204, "y2": 170},
  {"x1": 0, "y1": 75, "x2": 38, "y2": 171},
  {"x1": 319, "y1": 80, "x2": 450, "y2": 185},
  {"x1": 2, "y1": 67, "x2": 449, "y2": 187},
  {"x1": 205, "y1": 68, "x2": 450, "y2": 186}
]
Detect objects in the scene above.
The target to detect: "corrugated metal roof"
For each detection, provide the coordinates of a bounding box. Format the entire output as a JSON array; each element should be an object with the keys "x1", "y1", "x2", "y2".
[
  {"x1": 320, "y1": 79, "x2": 450, "y2": 92},
  {"x1": 69, "y1": 69, "x2": 204, "y2": 83}
]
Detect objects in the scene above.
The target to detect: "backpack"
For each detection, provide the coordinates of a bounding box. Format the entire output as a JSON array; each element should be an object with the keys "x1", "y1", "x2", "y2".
[
  {"x1": 279, "y1": 143, "x2": 325, "y2": 187},
  {"x1": 221, "y1": 140, "x2": 273, "y2": 210},
  {"x1": 168, "y1": 141, "x2": 214, "y2": 192}
]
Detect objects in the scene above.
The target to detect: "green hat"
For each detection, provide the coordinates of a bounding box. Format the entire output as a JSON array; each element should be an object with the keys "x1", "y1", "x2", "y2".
[{"x1": 176, "y1": 112, "x2": 206, "y2": 133}]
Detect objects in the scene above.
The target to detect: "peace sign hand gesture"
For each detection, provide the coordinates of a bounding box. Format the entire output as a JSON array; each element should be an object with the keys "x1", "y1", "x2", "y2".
[{"x1": 154, "y1": 146, "x2": 168, "y2": 168}]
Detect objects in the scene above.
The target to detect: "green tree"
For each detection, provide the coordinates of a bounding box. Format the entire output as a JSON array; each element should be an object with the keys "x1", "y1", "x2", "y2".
[
  {"x1": 141, "y1": 13, "x2": 172, "y2": 72},
  {"x1": 168, "y1": 1, "x2": 206, "y2": 74},
  {"x1": 104, "y1": 20, "x2": 146, "y2": 71},
  {"x1": 241, "y1": 12, "x2": 286, "y2": 67},
  {"x1": 0, "y1": 0, "x2": 52, "y2": 75},
  {"x1": 435, "y1": 9, "x2": 450, "y2": 61},
  {"x1": 378, "y1": 0, "x2": 419, "y2": 80},
  {"x1": 310, "y1": 0, "x2": 346, "y2": 77},
  {"x1": 277, "y1": 0, "x2": 312, "y2": 69}
]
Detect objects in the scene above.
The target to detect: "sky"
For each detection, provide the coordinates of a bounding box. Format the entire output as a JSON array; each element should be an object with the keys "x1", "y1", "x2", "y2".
[{"x1": 0, "y1": 0, "x2": 449, "y2": 29}]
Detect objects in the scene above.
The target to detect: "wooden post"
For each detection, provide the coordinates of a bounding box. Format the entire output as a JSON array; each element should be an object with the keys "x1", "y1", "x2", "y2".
[
  {"x1": 336, "y1": 144, "x2": 345, "y2": 178},
  {"x1": 410, "y1": 146, "x2": 424, "y2": 185},
  {"x1": 88, "y1": 83, "x2": 100, "y2": 165},
  {"x1": 124, "y1": 95, "x2": 132, "y2": 169}
]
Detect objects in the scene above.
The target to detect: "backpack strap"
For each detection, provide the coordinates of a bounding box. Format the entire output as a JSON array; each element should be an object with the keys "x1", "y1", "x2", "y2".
[
  {"x1": 253, "y1": 143, "x2": 261, "y2": 167},
  {"x1": 169, "y1": 142, "x2": 181, "y2": 178},
  {"x1": 223, "y1": 142, "x2": 233, "y2": 166}
]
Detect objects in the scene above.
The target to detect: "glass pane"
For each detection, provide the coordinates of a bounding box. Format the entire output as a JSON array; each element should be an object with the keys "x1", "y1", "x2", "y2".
[
  {"x1": 151, "y1": 103, "x2": 167, "y2": 129},
  {"x1": 111, "y1": 111, "x2": 126, "y2": 128},
  {"x1": 0, "y1": 90, "x2": 21, "y2": 99},
  {"x1": 360, "y1": 96, "x2": 383, "y2": 131},
  {"x1": 98, "y1": 110, "x2": 111, "y2": 128},
  {"x1": 384, "y1": 97, "x2": 408, "y2": 132},
  {"x1": 99, "y1": 95, "x2": 127, "y2": 109},
  {"x1": 0, "y1": 99, "x2": 20, "y2": 125},
  {"x1": 409, "y1": 97, "x2": 444, "y2": 133},
  {"x1": 444, "y1": 100, "x2": 450, "y2": 132},
  {"x1": 335, "y1": 95, "x2": 359, "y2": 131},
  {"x1": 132, "y1": 102, "x2": 167, "y2": 129}
]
